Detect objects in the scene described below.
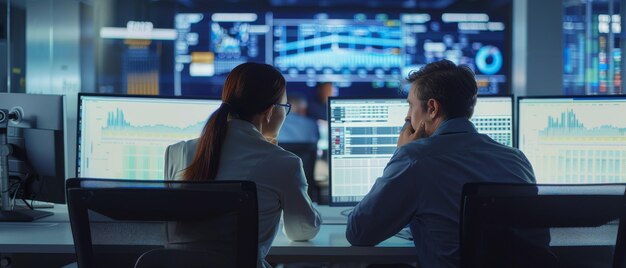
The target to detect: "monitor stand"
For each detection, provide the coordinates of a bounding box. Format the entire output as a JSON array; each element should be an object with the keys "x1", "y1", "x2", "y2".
[
  {"x1": 0, "y1": 110, "x2": 54, "y2": 222},
  {"x1": 0, "y1": 209, "x2": 53, "y2": 222}
]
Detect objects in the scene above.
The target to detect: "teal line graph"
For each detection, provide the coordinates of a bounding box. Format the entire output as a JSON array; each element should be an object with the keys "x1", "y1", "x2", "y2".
[
  {"x1": 103, "y1": 108, "x2": 206, "y2": 139},
  {"x1": 528, "y1": 109, "x2": 626, "y2": 184},
  {"x1": 274, "y1": 18, "x2": 403, "y2": 73},
  {"x1": 99, "y1": 108, "x2": 208, "y2": 180},
  {"x1": 539, "y1": 109, "x2": 626, "y2": 137}
]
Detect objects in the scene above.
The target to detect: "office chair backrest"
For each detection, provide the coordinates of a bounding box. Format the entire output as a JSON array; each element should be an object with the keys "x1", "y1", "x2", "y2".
[
  {"x1": 66, "y1": 178, "x2": 258, "y2": 268},
  {"x1": 460, "y1": 183, "x2": 626, "y2": 268}
]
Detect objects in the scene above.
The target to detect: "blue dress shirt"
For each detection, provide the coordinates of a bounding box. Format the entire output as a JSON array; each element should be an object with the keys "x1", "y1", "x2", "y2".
[{"x1": 346, "y1": 118, "x2": 536, "y2": 268}]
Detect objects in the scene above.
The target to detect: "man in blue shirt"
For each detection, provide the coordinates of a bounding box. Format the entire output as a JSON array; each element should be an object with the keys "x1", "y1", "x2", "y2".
[{"x1": 345, "y1": 60, "x2": 536, "y2": 267}]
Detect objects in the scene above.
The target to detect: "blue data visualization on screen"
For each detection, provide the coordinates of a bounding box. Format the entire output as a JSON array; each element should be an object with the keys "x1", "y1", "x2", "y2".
[
  {"x1": 174, "y1": 11, "x2": 509, "y2": 95},
  {"x1": 174, "y1": 13, "x2": 270, "y2": 95},
  {"x1": 273, "y1": 13, "x2": 404, "y2": 83},
  {"x1": 328, "y1": 96, "x2": 513, "y2": 205},
  {"x1": 77, "y1": 95, "x2": 221, "y2": 180},
  {"x1": 402, "y1": 13, "x2": 507, "y2": 94},
  {"x1": 272, "y1": 12, "x2": 507, "y2": 94},
  {"x1": 519, "y1": 97, "x2": 626, "y2": 184}
]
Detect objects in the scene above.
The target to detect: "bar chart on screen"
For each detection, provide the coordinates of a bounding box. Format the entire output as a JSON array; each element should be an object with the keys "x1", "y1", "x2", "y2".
[
  {"x1": 99, "y1": 108, "x2": 206, "y2": 179},
  {"x1": 519, "y1": 97, "x2": 626, "y2": 184},
  {"x1": 77, "y1": 95, "x2": 221, "y2": 180}
]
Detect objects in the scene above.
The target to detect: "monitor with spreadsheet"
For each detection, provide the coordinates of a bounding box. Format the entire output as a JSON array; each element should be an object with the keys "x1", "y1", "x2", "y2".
[
  {"x1": 77, "y1": 94, "x2": 221, "y2": 180},
  {"x1": 518, "y1": 96, "x2": 626, "y2": 184},
  {"x1": 328, "y1": 96, "x2": 513, "y2": 205}
]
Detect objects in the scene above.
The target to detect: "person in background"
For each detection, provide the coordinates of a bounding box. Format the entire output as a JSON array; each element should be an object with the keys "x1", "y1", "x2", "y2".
[
  {"x1": 346, "y1": 60, "x2": 546, "y2": 267},
  {"x1": 278, "y1": 93, "x2": 320, "y2": 144},
  {"x1": 307, "y1": 82, "x2": 337, "y2": 121},
  {"x1": 164, "y1": 62, "x2": 321, "y2": 268}
]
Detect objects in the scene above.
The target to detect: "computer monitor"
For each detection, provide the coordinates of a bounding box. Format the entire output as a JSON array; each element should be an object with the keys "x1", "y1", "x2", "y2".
[
  {"x1": 328, "y1": 96, "x2": 513, "y2": 205},
  {"x1": 472, "y1": 96, "x2": 514, "y2": 147},
  {"x1": 0, "y1": 93, "x2": 66, "y2": 221},
  {"x1": 173, "y1": 10, "x2": 509, "y2": 95},
  {"x1": 77, "y1": 94, "x2": 221, "y2": 180},
  {"x1": 518, "y1": 96, "x2": 626, "y2": 184}
]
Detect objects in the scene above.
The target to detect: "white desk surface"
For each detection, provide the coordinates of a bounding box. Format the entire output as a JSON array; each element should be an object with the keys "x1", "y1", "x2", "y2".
[
  {"x1": 0, "y1": 205, "x2": 414, "y2": 256},
  {"x1": 0, "y1": 204, "x2": 617, "y2": 260}
]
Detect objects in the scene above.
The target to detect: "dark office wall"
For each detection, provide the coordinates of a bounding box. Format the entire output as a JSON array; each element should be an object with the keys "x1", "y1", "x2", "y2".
[
  {"x1": 0, "y1": 3, "x2": 26, "y2": 93},
  {"x1": 1, "y1": 3, "x2": 5, "y2": 93},
  {"x1": 513, "y1": 0, "x2": 563, "y2": 96},
  {"x1": 81, "y1": 1, "x2": 95, "y2": 93},
  {"x1": 11, "y1": 6, "x2": 26, "y2": 93},
  {"x1": 0, "y1": 42, "x2": 5, "y2": 93}
]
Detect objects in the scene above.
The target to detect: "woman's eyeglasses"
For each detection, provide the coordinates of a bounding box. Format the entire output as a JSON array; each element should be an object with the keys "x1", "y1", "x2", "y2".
[{"x1": 274, "y1": 103, "x2": 291, "y2": 115}]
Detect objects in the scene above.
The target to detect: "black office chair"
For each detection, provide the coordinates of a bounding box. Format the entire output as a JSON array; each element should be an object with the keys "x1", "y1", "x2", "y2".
[
  {"x1": 280, "y1": 142, "x2": 319, "y2": 202},
  {"x1": 66, "y1": 178, "x2": 258, "y2": 268},
  {"x1": 460, "y1": 183, "x2": 626, "y2": 268}
]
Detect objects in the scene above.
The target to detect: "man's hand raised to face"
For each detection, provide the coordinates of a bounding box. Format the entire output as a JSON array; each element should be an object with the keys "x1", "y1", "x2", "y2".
[{"x1": 397, "y1": 120, "x2": 427, "y2": 147}]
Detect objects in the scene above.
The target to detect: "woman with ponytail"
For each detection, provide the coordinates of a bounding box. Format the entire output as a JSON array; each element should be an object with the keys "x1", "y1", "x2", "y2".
[{"x1": 164, "y1": 62, "x2": 321, "y2": 267}]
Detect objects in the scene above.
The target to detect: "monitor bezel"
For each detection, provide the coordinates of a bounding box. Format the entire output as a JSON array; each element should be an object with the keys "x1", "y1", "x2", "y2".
[
  {"x1": 515, "y1": 94, "x2": 626, "y2": 157},
  {"x1": 477, "y1": 95, "x2": 515, "y2": 148},
  {"x1": 327, "y1": 94, "x2": 514, "y2": 206},
  {"x1": 516, "y1": 94, "x2": 626, "y2": 184},
  {"x1": 75, "y1": 93, "x2": 221, "y2": 179}
]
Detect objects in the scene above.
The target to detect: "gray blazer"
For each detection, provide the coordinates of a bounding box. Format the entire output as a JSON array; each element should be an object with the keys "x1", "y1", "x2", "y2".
[{"x1": 164, "y1": 119, "x2": 322, "y2": 268}]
